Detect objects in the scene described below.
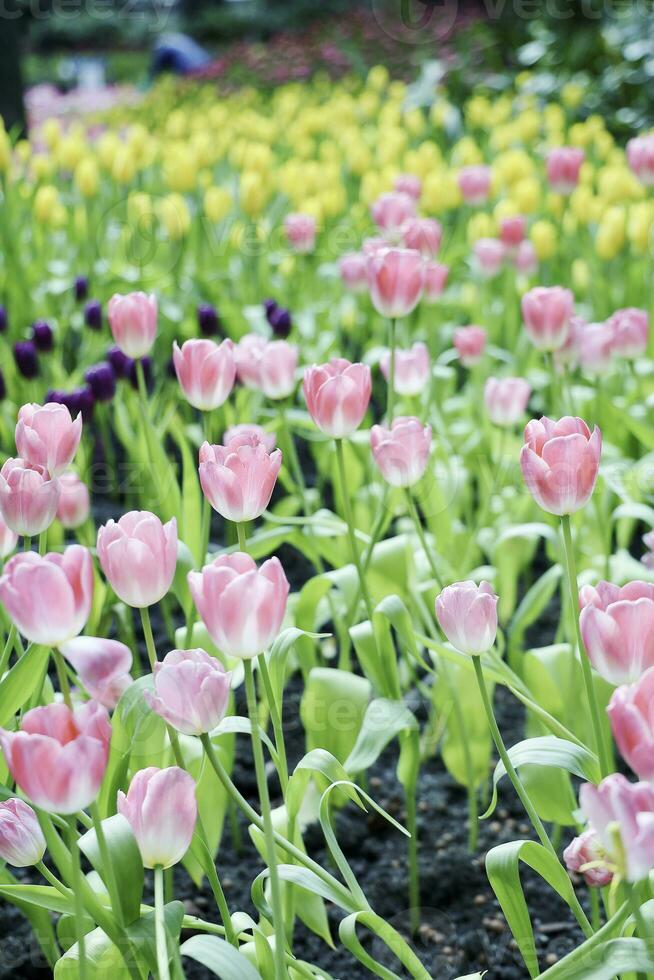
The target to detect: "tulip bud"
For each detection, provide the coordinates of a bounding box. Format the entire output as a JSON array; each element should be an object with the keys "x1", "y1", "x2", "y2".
[
  {"x1": 303, "y1": 359, "x2": 371, "y2": 438},
  {"x1": 370, "y1": 417, "x2": 431, "y2": 488},
  {"x1": 199, "y1": 436, "x2": 282, "y2": 523},
  {"x1": 16, "y1": 402, "x2": 82, "y2": 478},
  {"x1": 435, "y1": 581, "x2": 498, "y2": 656},
  {"x1": 0, "y1": 458, "x2": 60, "y2": 537},
  {"x1": 118, "y1": 766, "x2": 197, "y2": 869},
  {"x1": 108, "y1": 292, "x2": 157, "y2": 359},
  {"x1": 563, "y1": 829, "x2": 612, "y2": 887},
  {"x1": 380, "y1": 342, "x2": 429, "y2": 397},
  {"x1": 13, "y1": 341, "x2": 39, "y2": 380},
  {"x1": 370, "y1": 192, "x2": 415, "y2": 236},
  {"x1": 144, "y1": 648, "x2": 231, "y2": 735},
  {"x1": 580, "y1": 773, "x2": 654, "y2": 882},
  {"x1": 0, "y1": 799, "x2": 46, "y2": 867},
  {"x1": 608, "y1": 668, "x2": 654, "y2": 781},
  {"x1": 458, "y1": 165, "x2": 491, "y2": 205},
  {"x1": 97, "y1": 512, "x2": 177, "y2": 609},
  {"x1": 521, "y1": 285, "x2": 574, "y2": 352},
  {"x1": 484, "y1": 377, "x2": 531, "y2": 427},
  {"x1": 453, "y1": 326, "x2": 486, "y2": 367},
  {"x1": 367, "y1": 247, "x2": 425, "y2": 319},
  {"x1": 547, "y1": 147, "x2": 585, "y2": 194},
  {"x1": 60, "y1": 636, "x2": 132, "y2": 709},
  {"x1": 520, "y1": 416, "x2": 601, "y2": 517},
  {"x1": 173, "y1": 338, "x2": 235, "y2": 411},
  {"x1": 579, "y1": 580, "x2": 654, "y2": 685},
  {"x1": 56, "y1": 472, "x2": 90, "y2": 529},
  {"x1": 284, "y1": 213, "x2": 316, "y2": 253}
]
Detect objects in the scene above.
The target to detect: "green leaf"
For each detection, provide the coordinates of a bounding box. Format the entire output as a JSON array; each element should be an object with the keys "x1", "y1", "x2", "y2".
[
  {"x1": 0, "y1": 884, "x2": 73, "y2": 915},
  {"x1": 180, "y1": 935, "x2": 263, "y2": 979},
  {"x1": 287, "y1": 749, "x2": 361, "y2": 824},
  {"x1": 251, "y1": 864, "x2": 358, "y2": 918},
  {"x1": 0, "y1": 867, "x2": 59, "y2": 968},
  {"x1": 54, "y1": 926, "x2": 134, "y2": 979},
  {"x1": 339, "y1": 911, "x2": 431, "y2": 980},
  {"x1": 78, "y1": 814, "x2": 144, "y2": 925},
  {"x1": 300, "y1": 668, "x2": 371, "y2": 772},
  {"x1": 169, "y1": 417, "x2": 203, "y2": 566},
  {"x1": 539, "y1": 937, "x2": 654, "y2": 979},
  {"x1": 344, "y1": 698, "x2": 417, "y2": 775},
  {"x1": 508, "y1": 565, "x2": 562, "y2": 657},
  {"x1": 0, "y1": 644, "x2": 50, "y2": 725}
]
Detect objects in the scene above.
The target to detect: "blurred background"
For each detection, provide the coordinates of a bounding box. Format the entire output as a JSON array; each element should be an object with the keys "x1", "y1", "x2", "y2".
[{"x1": 2, "y1": 0, "x2": 654, "y2": 136}]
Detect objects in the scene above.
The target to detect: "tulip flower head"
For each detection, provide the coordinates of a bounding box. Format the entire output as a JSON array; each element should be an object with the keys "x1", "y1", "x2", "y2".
[
  {"x1": 563, "y1": 828, "x2": 613, "y2": 887},
  {"x1": 97, "y1": 512, "x2": 177, "y2": 608},
  {"x1": 484, "y1": 377, "x2": 531, "y2": 427},
  {"x1": 0, "y1": 546, "x2": 93, "y2": 646},
  {"x1": 366, "y1": 247, "x2": 425, "y2": 319},
  {"x1": 108, "y1": 292, "x2": 157, "y2": 359},
  {"x1": 338, "y1": 252, "x2": 369, "y2": 293},
  {"x1": 608, "y1": 668, "x2": 654, "y2": 781},
  {"x1": 117, "y1": 766, "x2": 197, "y2": 869},
  {"x1": 458, "y1": 165, "x2": 491, "y2": 205},
  {"x1": 547, "y1": 147, "x2": 585, "y2": 194},
  {"x1": 0, "y1": 799, "x2": 46, "y2": 867},
  {"x1": 402, "y1": 217, "x2": 442, "y2": 257},
  {"x1": 144, "y1": 648, "x2": 231, "y2": 735},
  {"x1": 608, "y1": 307, "x2": 649, "y2": 359},
  {"x1": 370, "y1": 191, "x2": 415, "y2": 236},
  {"x1": 453, "y1": 326, "x2": 486, "y2": 367},
  {"x1": 370, "y1": 417, "x2": 431, "y2": 488},
  {"x1": 303, "y1": 359, "x2": 371, "y2": 438},
  {"x1": 15, "y1": 402, "x2": 82, "y2": 478},
  {"x1": 472, "y1": 238, "x2": 505, "y2": 279},
  {"x1": 199, "y1": 436, "x2": 282, "y2": 523},
  {"x1": 172, "y1": 338, "x2": 235, "y2": 411},
  {"x1": 627, "y1": 134, "x2": 654, "y2": 187},
  {"x1": 423, "y1": 262, "x2": 449, "y2": 302},
  {"x1": 56, "y1": 472, "x2": 90, "y2": 529},
  {"x1": 0, "y1": 514, "x2": 17, "y2": 559},
  {"x1": 520, "y1": 416, "x2": 601, "y2": 516},
  {"x1": 0, "y1": 459, "x2": 60, "y2": 538},
  {"x1": 188, "y1": 552, "x2": 289, "y2": 660},
  {"x1": 234, "y1": 334, "x2": 267, "y2": 388},
  {"x1": 499, "y1": 216, "x2": 526, "y2": 250},
  {"x1": 435, "y1": 581, "x2": 498, "y2": 656},
  {"x1": 284, "y1": 213, "x2": 317, "y2": 253},
  {"x1": 394, "y1": 173, "x2": 422, "y2": 201},
  {"x1": 522, "y1": 286, "x2": 574, "y2": 352},
  {"x1": 257, "y1": 340, "x2": 299, "y2": 400},
  {"x1": 60, "y1": 636, "x2": 133, "y2": 709},
  {"x1": 580, "y1": 773, "x2": 654, "y2": 882},
  {"x1": 579, "y1": 580, "x2": 654, "y2": 685},
  {"x1": 223, "y1": 423, "x2": 276, "y2": 454},
  {"x1": 0, "y1": 701, "x2": 110, "y2": 814},
  {"x1": 380, "y1": 342, "x2": 430, "y2": 397}
]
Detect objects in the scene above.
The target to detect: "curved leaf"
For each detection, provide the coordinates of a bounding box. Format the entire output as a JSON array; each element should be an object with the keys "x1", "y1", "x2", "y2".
[
  {"x1": 344, "y1": 698, "x2": 417, "y2": 775},
  {"x1": 339, "y1": 911, "x2": 431, "y2": 980},
  {"x1": 78, "y1": 813, "x2": 144, "y2": 926},
  {"x1": 180, "y1": 935, "x2": 263, "y2": 980}
]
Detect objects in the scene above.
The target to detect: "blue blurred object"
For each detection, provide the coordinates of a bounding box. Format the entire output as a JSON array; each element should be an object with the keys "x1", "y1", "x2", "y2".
[{"x1": 152, "y1": 33, "x2": 213, "y2": 76}]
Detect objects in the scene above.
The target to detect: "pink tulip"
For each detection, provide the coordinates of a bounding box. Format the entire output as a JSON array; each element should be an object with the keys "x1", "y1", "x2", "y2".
[
  {"x1": 453, "y1": 326, "x2": 486, "y2": 367},
  {"x1": 402, "y1": 217, "x2": 442, "y2": 257},
  {"x1": 394, "y1": 173, "x2": 422, "y2": 201},
  {"x1": 0, "y1": 459, "x2": 60, "y2": 538},
  {"x1": 458, "y1": 165, "x2": 491, "y2": 205},
  {"x1": 234, "y1": 334, "x2": 267, "y2": 388},
  {"x1": 16, "y1": 403, "x2": 82, "y2": 478},
  {"x1": 97, "y1": 512, "x2": 177, "y2": 608},
  {"x1": 370, "y1": 417, "x2": 431, "y2": 488},
  {"x1": 608, "y1": 668, "x2": 654, "y2": 781},
  {"x1": 338, "y1": 252, "x2": 369, "y2": 293},
  {"x1": 435, "y1": 580, "x2": 498, "y2": 656},
  {"x1": 60, "y1": 636, "x2": 133, "y2": 709},
  {"x1": 188, "y1": 552, "x2": 289, "y2": 659},
  {"x1": 563, "y1": 829, "x2": 613, "y2": 887},
  {"x1": 303, "y1": 359, "x2": 371, "y2": 438},
  {"x1": 579, "y1": 580, "x2": 654, "y2": 685},
  {"x1": 0, "y1": 701, "x2": 110, "y2": 814},
  {"x1": 0, "y1": 799, "x2": 46, "y2": 867},
  {"x1": 144, "y1": 648, "x2": 231, "y2": 735},
  {"x1": 627, "y1": 135, "x2": 654, "y2": 187},
  {"x1": 380, "y1": 342, "x2": 429, "y2": 397},
  {"x1": 284, "y1": 213, "x2": 316, "y2": 253},
  {"x1": 107, "y1": 292, "x2": 157, "y2": 359},
  {"x1": 546, "y1": 147, "x2": 585, "y2": 194},
  {"x1": 553, "y1": 315, "x2": 585, "y2": 372},
  {"x1": 257, "y1": 340, "x2": 298, "y2": 400},
  {"x1": 473, "y1": 238, "x2": 505, "y2": 279},
  {"x1": 499, "y1": 216, "x2": 526, "y2": 250},
  {"x1": 608, "y1": 307, "x2": 649, "y2": 359},
  {"x1": 643, "y1": 531, "x2": 654, "y2": 571},
  {"x1": 522, "y1": 286, "x2": 574, "y2": 352},
  {"x1": 370, "y1": 192, "x2": 416, "y2": 236},
  {"x1": 520, "y1": 416, "x2": 601, "y2": 517},
  {"x1": 0, "y1": 515, "x2": 17, "y2": 559},
  {"x1": 0, "y1": 545, "x2": 93, "y2": 646},
  {"x1": 172, "y1": 338, "x2": 235, "y2": 411},
  {"x1": 56, "y1": 472, "x2": 90, "y2": 530},
  {"x1": 199, "y1": 436, "x2": 282, "y2": 523},
  {"x1": 577, "y1": 321, "x2": 615, "y2": 375},
  {"x1": 117, "y1": 766, "x2": 197, "y2": 869},
  {"x1": 484, "y1": 377, "x2": 531, "y2": 427},
  {"x1": 367, "y1": 247, "x2": 425, "y2": 319},
  {"x1": 513, "y1": 240, "x2": 538, "y2": 276},
  {"x1": 362, "y1": 236, "x2": 391, "y2": 256},
  {"x1": 580, "y1": 773, "x2": 654, "y2": 882},
  {"x1": 423, "y1": 262, "x2": 449, "y2": 302},
  {"x1": 223, "y1": 423, "x2": 276, "y2": 454}
]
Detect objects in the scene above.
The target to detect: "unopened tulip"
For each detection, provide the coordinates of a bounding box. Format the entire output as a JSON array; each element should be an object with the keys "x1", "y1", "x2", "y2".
[
  {"x1": 458, "y1": 165, "x2": 491, "y2": 205},
  {"x1": 362, "y1": 236, "x2": 391, "y2": 256},
  {"x1": 394, "y1": 173, "x2": 422, "y2": 201},
  {"x1": 97, "y1": 512, "x2": 177, "y2": 608},
  {"x1": 484, "y1": 377, "x2": 531, "y2": 427},
  {"x1": 367, "y1": 247, "x2": 425, "y2": 319},
  {"x1": 257, "y1": 340, "x2": 298, "y2": 400},
  {"x1": 563, "y1": 828, "x2": 613, "y2": 887},
  {"x1": 423, "y1": 262, "x2": 449, "y2": 302},
  {"x1": 0, "y1": 701, "x2": 110, "y2": 814},
  {"x1": 499, "y1": 216, "x2": 526, "y2": 250},
  {"x1": 522, "y1": 286, "x2": 574, "y2": 351},
  {"x1": 577, "y1": 321, "x2": 615, "y2": 375},
  {"x1": 520, "y1": 416, "x2": 601, "y2": 516},
  {"x1": 234, "y1": 334, "x2": 267, "y2": 388},
  {"x1": 608, "y1": 669, "x2": 654, "y2": 781},
  {"x1": 580, "y1": 773, "x2": 654, "y2": 882},
  {"x1": 338, "y1": 252, "x2": 368, "y2": 293},
  {"x1": 627, "y1": 134, "x2": 654, "y2": 187},
  {"x1": 188, "y1": 553, "x2": 289, "y2": 660},
  {"x1": 303, "y1": 359, "x2": 371, "y2": 438},
  {"x1": 60, "y1": 636, "x2": 132, "y2": 709},
  {"x1": 108, "y1": 292, "x2": 157, "y2": 359},
  {"x1": 15, "y1": 403, "x2": 82, "y2": 478},
  {"x1": 0, "y1": 515, "x2": 17, "y2": 559},
  {"x1": 0, "y1": 459, "x2": 60, "y2": 538},
  {"x1": 435, "y1": 581, "x2": 498, "y2": 656},
  {"x1": 513, "y1": 240, "x2": 538, "y2": 276},
  {"x1": 473, "y1": 238, "x2": 505, "y2": 279},
  {"x1": 370, "y1": 417, "x2": 431, "y2": 488},
  {"x1": 0, "y1": 799, "x2": 46, "y2": 867},
  {"x1": 608, "y1": 307, "x2": 649, "y2": 359},
  {"x1": 199, "y1": 436, "x2": 282, "y2": 523},
  {"x1": 56, "y1": 472, "x2": 90, "y2": 529},
  {"x1": 117, "y1": 766, "x2": 197, "y2": 869},
  {"x1": 284, "y1": 213, "x2": 316, "y2": 253},
  {"x1": 223, "y1": 423, "x2": 276, "y2": 453},
  {"x1": 370, "y1": 191, "x2": 415, "y2": 235},
  {"x1": 144, "y1": 648, "x2": 231, "y2": 735},
  {"x1": 453, "y1": 326, "x2": 486, "y2": 367},
  {"x1": 579, "y1": 580, "x2": 654, "y2": 685},
  {"x1": 0, "y1": 546, "x2": 93, "y2": 646},
  {"x1": 380, "y1": 342, "x2": 429, "y2": 396},
  {"x1": 172, "y1": 338, "x2": 235, "y2": 411},
  {"x1": 402, "y1": 217, "x2": 442, "y2": 257},
  {"x1": 547, "y1": 147, "x2": 585, "y2": 194}
]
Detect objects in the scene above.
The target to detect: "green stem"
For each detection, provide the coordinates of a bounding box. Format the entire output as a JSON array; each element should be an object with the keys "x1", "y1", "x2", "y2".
[
  {"x1": 0, "y1": 624, "x2": 16, "y2": 674},
  {"x1": 38, "y1": 530, "x2": 47, "y2": 556},
  {"x1": 154, "y1": 865, "x2": 171, "y2": 980},
  {"x1": 244, "y1": 659, "x2": 287, "y2": 979},
  {"x1": 89, "y1": 802, "x2": 125, "y2": 927},
  {"x1": 53, "y1": 649, "x2": 73, "y2": 708},
  {"x1": 257, "y1": 655, "x2": 288, "y2": 793},
  {"x1": 405, "y1": 491, "x2": 443, "y2": 588},
  {"x1": 36, "y1": 860, "x2": 72, "y2": 899},
  {"x1": 66, "y1": 817, "x2": 88, "y2": 980},
  {"x1": 236, "y1": 522, "x2": 247, "y2": 552},
  {"x1": 405, "y1": 786, "x2": 420, "y2": 936},
  {"x1": 140, "y1": 606, "x2": 157, "y2": 670},
  {"x1": 334, "y1": 439, "x2": 375, "y2": 623},
  {"x1": 560, "y1": 515, "x2": 610, "y2": 778},
  {"x1": 387, "y1": 318, "x2": 396, "y2": 422},
  {"x1": 278, "y1": 405, "x2": 308, "y2": 510},
  {"x1": 627, "y1": 882, "x2": 654, "y2": 977},
  {"x1": 472, "y1": 656, "x2": 593, "y2": 939}
]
